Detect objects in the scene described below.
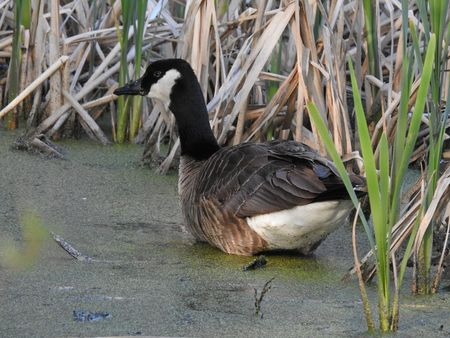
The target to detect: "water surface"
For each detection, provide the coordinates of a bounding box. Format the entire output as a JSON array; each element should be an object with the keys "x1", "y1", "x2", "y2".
[{"x1": 0, "y1": 130, "x2": 448, "y2": 337}]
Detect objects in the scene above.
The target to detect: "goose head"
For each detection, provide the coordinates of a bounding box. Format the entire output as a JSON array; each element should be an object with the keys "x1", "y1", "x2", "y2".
[
  {"x1": 114, "y1": 59, "x2": 198, "y2": 110},
  {"x1": 114, "y1": 59, "x2": 219, "y2": 160}
]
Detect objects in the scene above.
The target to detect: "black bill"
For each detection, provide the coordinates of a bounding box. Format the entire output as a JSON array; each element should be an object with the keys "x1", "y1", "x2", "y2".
[{"x1": 114, "y1": 79, "x2": 145, "y2": 96}]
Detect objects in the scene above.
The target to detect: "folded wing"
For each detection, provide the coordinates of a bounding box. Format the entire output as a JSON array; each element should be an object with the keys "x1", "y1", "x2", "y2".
[{"x1": 198, "y1": 141, "x2": 364, "y2": 218}]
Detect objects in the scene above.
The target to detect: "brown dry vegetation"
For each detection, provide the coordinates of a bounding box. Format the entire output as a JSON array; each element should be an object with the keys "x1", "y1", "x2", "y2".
[{"x1": 0, "y1": 1, "x2": 446, "y2": 169}]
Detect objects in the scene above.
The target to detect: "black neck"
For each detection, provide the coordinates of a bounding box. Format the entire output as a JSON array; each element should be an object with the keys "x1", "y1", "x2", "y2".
[{"x1": 169, "y1": 76, "x2": 220, "y2": 161}]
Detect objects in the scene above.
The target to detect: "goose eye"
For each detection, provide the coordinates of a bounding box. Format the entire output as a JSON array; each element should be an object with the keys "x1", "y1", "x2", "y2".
[{"x1": 154, "y1": 71, "x2": 162, "y2": 78}]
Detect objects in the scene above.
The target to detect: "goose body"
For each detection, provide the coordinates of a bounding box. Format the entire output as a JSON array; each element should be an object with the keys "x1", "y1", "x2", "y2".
[{"x1": 114, "y1": 59, "x2": 364, "y2": 256}]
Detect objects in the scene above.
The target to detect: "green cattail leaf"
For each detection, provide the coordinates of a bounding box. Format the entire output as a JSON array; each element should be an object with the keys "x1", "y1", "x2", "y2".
[
  {"x1": 306, "y1": 102, "x2": 375, "y2": 251},
  {"x1": 379, "y1": 133, "x2": 390, "y2": 239},
  {"x1": 398, "y1": 34, "x2": 436, "y2": 185},
  {"x1": 348, "y1": 58, "x2": 383, "y2": 239}
]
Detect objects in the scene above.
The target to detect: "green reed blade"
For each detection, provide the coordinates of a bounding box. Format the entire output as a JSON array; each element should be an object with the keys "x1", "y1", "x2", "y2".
[
  {"x1": 130, "y1": 0, "x2": 148, "y2": 140},
  {"x1": 5, "y1": 0, "x2": 29, "y2": 129},
  {"x1": 116, "y1": 0, "x2": 135, "y2": 143},
  {"x1": 306, "y1": 102, "x2": 375, "y2": 251}
]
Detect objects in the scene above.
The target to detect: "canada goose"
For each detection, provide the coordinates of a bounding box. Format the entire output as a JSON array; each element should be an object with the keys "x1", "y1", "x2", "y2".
[{"x1": 114, "y1": 59, "x2": 364, "y2": 256}]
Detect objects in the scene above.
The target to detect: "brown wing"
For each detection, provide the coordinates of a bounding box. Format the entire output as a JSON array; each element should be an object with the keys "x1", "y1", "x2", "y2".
[{"x1": 196, "y1": 141, "x2": 364, "y2": 218}]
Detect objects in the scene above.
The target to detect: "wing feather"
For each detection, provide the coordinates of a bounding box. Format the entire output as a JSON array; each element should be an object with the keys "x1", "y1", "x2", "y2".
[{"x1": 196, "y1": 141, "x2": 363, "y2": 218}]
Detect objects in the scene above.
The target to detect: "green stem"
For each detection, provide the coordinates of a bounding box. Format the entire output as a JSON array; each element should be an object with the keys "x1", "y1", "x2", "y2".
[
  {"x1": 6, "y1": 0, "x2": 30, "y2": 129},
  {"x1": 417, "y1": 228, "x2": 433, "y2": 294},
  {"x1": 116, "y1": 0, "x2": 135, "y2": 143},
  {"x1": 362, "y1": 0, "x2": 380, "y2": 121},
  {"x1": 378, "y1": 292, "x2": 390, "y2": 332},
  {"x1": 130, "y1": 0, "x2": 148, "y2": 140},
  {"x1": 362, "y1": 0, "x2": 379, "y2": 79},
  {"x1": 415, "y1": 0, "x2": 448, "y2": 293},
  {"x1": 390, "y1": 292, "x2": 399, "y2": 331}
]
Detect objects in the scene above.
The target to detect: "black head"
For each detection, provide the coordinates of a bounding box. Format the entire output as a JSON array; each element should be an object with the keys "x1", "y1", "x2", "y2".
[
  {"x1": 114, "y1": 59, "x2": 219, "y2": 160},
  {"x1": 114, "y1": 59, "x2": 193, "y2": 101}
]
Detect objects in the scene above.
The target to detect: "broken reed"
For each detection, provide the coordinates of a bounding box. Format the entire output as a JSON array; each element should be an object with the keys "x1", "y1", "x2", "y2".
[{"x1": 116, "y1": 0, "x2": 148, "y2": 143}]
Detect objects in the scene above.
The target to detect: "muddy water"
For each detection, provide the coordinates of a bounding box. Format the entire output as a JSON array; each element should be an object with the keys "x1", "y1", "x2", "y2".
[{"x1": 0, "y1": 130, "x2": 448, "y2": 337}]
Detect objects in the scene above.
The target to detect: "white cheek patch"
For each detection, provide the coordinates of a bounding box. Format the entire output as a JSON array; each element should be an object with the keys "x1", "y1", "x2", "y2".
[{"x1": 147, "y1": 69, "x2": 181, "y2": 109}]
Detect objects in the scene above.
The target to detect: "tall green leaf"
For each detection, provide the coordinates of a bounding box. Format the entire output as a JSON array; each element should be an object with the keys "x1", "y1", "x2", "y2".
[
  {"x1": 116, "y1": 0, "x2": 135, "y2": 143},
  {"x1": 362, "y1": 0, "x2": 379, "y2": 79},
  {"x1": 306, "y1": 102, "x2": 375, "y2": 251},
  {"x1": 349, "y1": 57, "x2": 390, "y2": 330},
  {"x1": 396, "y1": 34, "x2": 436, "y2": 194},
  {"x1": 130, "y1": 0, "x2": 148, "y2": 140},
  {"x1": 5, "y1": 0, "x2": 30, "y2": 129}
]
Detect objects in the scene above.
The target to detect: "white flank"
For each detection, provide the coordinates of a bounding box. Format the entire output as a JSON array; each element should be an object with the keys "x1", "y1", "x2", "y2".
[
  {"x1": 246, "y1": 200, "x2": 353, "y2": 252},
  {"x1": 148, "y1": 69, "x2": 181, "y2": 109}
]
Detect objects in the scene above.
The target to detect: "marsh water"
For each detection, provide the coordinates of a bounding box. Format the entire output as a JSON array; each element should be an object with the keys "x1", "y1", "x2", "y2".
[{"x1": 0, "y1": 130, "x2": 448, "y2": 337}]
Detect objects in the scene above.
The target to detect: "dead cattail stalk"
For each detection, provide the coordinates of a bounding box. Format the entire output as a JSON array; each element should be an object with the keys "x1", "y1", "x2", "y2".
[
  {"x1": 431, "y1": 220, "x2": 449, "y2": 293},
  {"x1": 62, "y1": 90, "x2": 110, "y2": 145},
  {"x1": 48, "y1": 0, "x2": 62, "y2": 117},
  {"x1": 0, "y1": 55, "x2": 69, "y2": 119}
]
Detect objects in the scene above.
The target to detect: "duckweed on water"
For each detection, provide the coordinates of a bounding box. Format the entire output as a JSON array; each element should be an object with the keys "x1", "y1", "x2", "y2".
[{"x1": 1, "y1": 130, "x2": 448, "y2": 337}]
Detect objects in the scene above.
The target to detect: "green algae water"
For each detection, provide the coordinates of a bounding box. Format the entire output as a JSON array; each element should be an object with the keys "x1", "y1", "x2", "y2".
[{"x1": 0, "y1": 130, "x2": 448, "y2": 337}]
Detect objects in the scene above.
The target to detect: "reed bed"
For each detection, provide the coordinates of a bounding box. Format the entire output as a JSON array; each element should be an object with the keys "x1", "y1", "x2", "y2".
[
  {"x1": 0, "y1": 1, "x2": 448, "y2": 166},
  {"x1": 0, "y1": 0, "x2": 449, "y2": 333}
]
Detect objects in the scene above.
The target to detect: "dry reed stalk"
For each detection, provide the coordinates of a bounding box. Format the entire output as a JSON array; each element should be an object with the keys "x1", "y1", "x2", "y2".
[
  {"x1": 19, "y1": 29, "x2": 30, "y2": 110},
  {"x1": 233, "y1": 0, "x2": 266, "y2": 145},
  {"x1": 62, "y1": 90, "x2": 110, "y2": 145},
  {"x1": 413, "y1": 168, "x2": 450, "y2": 253},
  {"x1": 48, "y1": 0, "x2": 62, "y2": 117},
  {"x1": 82, "y1": 94, "x2": 117, "y2": 110},
  {"x1": 0, "y1": 55, "x2": 69, "y2": 119},
  {"x1": 431, "y1": 220, "x2": 449, "y2": 293},
  {"x1": 243, "y1": 67, "x2": 298, "y2": 141},
  {"x1": 26, "y1": 0, "x2": 44, "y2": 119},
  {"x1": 0, "y1": 36, "x2": 12, "y2": 49},
  {"x1": 29, "y1": 135, "x2": 64, "y2": 158},
  {"x1": 291, "y1": 2, "x2": 306, "y2": 144},
  {"x1": 218, "y1": 3, "x2": 295, "y2": 144}
]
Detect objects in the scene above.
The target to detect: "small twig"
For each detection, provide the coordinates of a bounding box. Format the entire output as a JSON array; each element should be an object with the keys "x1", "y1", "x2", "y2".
[
  {"x1": 254, "y1": 277, "x2": 274, "y2": 318},
  {"x1": 82, "y1": 93, "x2": 117, "y2": 110},
  {"x1": 51, "y1": 232, "x2": 92, "y2": 262},
  {"x1": 29, "y1": 137, "x2": 64, "y2": 158}
]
